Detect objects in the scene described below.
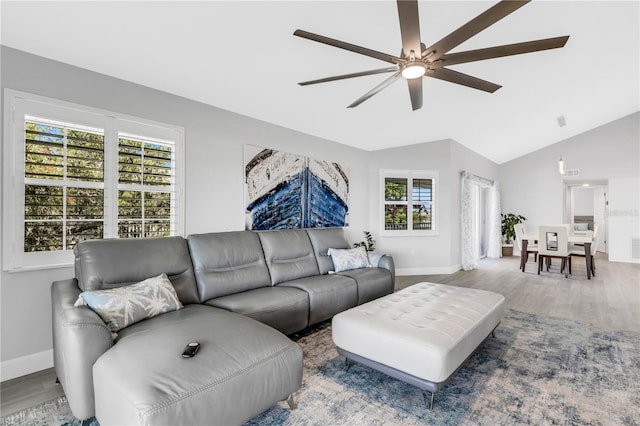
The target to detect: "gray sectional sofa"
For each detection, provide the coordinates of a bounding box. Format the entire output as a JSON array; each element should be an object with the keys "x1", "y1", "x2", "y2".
[{"x1": 52, "y1": 227, "x2": 395, "y2": 425}]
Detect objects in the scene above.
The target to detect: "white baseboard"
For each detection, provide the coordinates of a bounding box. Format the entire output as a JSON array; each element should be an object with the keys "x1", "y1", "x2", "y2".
[
  {"x1": 1, "y1": 349, "x2": 53, "y2": 382},
  {"x1": 396, "y1": 264, "x2": 462, "y2": 276}
]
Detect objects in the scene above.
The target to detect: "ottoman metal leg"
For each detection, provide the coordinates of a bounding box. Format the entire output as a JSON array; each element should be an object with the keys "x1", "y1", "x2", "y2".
[
  {"x1": 422, "y1": 390, "x2": 435, "y2": 410},
  {"x1": 344, "y1": 357, "x2": 354, "y2": 372},
  {"x1": 286, "y1": 394, "x2": 297, "y2": 410}
]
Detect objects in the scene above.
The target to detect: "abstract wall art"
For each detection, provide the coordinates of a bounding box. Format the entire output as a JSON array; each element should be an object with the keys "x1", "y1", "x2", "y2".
[{"x1": 244, "y1": 145, "x2": 349, "y2": 230}]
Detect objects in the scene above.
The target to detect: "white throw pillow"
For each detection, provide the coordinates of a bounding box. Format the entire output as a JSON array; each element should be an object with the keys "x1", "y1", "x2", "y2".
[
  {"x1": 328, "y1": 246, "x2": 370, "y2": 272},
  {"x1": 367, "y1": 251, "x2": 385, "y2": 267},
  {"x1": 74, "y1": 273, "x2": 183, "y2": 333}
]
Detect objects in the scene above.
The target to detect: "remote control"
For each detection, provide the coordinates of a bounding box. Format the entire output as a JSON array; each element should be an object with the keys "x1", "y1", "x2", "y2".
[{"x1": 182, "y1": 342, "x2": 200, "y2": 358}]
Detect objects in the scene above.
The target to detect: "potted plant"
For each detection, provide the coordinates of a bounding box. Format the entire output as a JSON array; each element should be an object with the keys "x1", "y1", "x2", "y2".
[
  {"x1": 353, "y1": 231, "x2": 379, "y2": 265},
  {"x1": 501, "y1": 213, "x2": 526, "y2": 256},
  {"x1": 353, "y1": 231, "x2": 375, "y2": 252}
]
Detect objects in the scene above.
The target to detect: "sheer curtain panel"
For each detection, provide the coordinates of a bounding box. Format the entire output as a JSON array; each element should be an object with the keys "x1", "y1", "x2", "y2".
[
  {"x1": 461, "y1": 171, "x2": 501, "y2": 271},
  {"x1": 461, "y1": 172, "x2": 478, "y2": 271}
]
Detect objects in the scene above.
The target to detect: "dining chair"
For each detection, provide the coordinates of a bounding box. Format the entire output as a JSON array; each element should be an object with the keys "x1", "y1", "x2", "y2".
[
  {"x1": 569, "y1": 225, "x2": 601, "y2": 277},
  {"x1": 537, "y1": 225, "x2": 570, "y2": 278},
  {"x1": 514, "y1": 223, "x2": 537, "y2": 272}
]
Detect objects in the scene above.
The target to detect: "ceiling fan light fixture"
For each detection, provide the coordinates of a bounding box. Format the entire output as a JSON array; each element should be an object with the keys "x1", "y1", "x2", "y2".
[
  {"x1": 401, "y1": 62, "x2": 426, "y2": 79},
  {"x1": 294, "y1": 0, "x2": 570, "y2": 109}
]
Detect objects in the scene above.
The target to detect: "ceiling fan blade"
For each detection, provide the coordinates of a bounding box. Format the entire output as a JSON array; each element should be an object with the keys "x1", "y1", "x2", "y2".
[
  {"x1": 434, "y1": 36, "x2": 570, "y2": 67},
  {"x1": 407, "y1": 77, "x2": 423, "y2": 111},
  {"x1": 298, "y1": 67, "x2": 399, "y2": 86},
  {"x1": 427, "y1": 67, "x2": 501, "y2": 93},
  {"x1": 396, "y1": 0, "x2": 422, "y2": 58},
  {"x1": 294, "y1": 29, "x2": 401, "y2": 64},
  {"x1": 423, "y1": 0, "x2": 530, "y2": 61},
  {"x1": 348, "y1": 71, "x2": 403, "y2": 108}
]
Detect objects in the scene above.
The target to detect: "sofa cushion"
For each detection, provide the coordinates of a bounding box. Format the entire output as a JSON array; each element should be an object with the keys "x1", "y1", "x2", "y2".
[
  {"x1": 74, "y1": 236, "x2": 199, "y2": 305},
  {"x1": 258, "y1": 230, "x2": 320, "y2": 285},
  {"x1": 188, "y1": 231, "x2": 271, "y2": 302},
  {"x1": 338, "y1": 267, "x2": 394, "y2": 304},
  {"x1": 306, "y1": 228, "x2": 350, "y2": 274},
  {"x1": 206, "y1": 287, "x2": 309, "y2": 335},
  {"x1": 74, "y1": 273, "x2": 183, "y2": 333},
  {"x1": 279, "y1": 274, "x2": 358, "y2": 325}
]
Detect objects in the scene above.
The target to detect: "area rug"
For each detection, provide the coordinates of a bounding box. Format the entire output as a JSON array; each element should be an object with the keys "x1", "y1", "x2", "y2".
[{"x1": 2, "y1": 310, "x2": 638, "y2": 426}]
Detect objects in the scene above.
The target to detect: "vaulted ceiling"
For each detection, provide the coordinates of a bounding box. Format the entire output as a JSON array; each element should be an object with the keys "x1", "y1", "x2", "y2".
[{"x1": 2, "y1": 1, "x2": 638, "y2": 163}]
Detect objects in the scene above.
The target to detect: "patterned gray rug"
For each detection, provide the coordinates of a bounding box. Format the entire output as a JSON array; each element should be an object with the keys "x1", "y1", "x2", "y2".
[{"x1": 2, "y1": 310, "x2": 638, "y2": 426}]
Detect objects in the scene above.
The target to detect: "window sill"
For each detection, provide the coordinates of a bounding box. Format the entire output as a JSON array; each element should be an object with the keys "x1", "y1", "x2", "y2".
[
  {"x1": 3, "y1": 261, "x2": 74, "y2": 273},
  {"x1": 379, "y1": 230, "x2": 439, "y2": 237}
]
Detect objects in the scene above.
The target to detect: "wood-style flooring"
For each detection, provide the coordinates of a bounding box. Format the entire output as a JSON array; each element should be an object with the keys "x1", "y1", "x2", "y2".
[
  {"x1": 1, "y1": 253, "x2": 638, "y2": 417},
  {"x1": 396, "y1": 253, "x2": 639, "y2": 333}
]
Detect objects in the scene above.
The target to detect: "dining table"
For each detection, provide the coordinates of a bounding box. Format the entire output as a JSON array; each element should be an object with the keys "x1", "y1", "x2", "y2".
[{"x1": 521, "y1": 230, "x2": 594, "y2": 279}]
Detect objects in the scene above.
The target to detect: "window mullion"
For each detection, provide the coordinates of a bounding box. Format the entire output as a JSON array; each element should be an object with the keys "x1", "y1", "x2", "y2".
[
  {"x1": 141, "y1": 142, "x2": 146, "y2": 237},
  {"x1": 104, "y1": 118, "x2": 118, "y2": 239},
  {"x1": 61, "y1": 126, "x2": 68, "y2": 250},
  {"x1": 407, "y1": 177, "x2": 413, "y2": 231},
  {"x1": 141, "y1": 191, "x2": 146, "y2": 237}
]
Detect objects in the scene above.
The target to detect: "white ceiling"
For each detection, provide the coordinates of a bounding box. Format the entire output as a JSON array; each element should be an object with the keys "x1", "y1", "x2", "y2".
[{"x1": 2, "y1": 1, "x2": 638, "y2": 163}]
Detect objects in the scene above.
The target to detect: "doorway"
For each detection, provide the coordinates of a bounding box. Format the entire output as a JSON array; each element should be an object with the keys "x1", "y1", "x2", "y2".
[{"x1": 566, "y1": 182, "x2": 608, "y2": 253}]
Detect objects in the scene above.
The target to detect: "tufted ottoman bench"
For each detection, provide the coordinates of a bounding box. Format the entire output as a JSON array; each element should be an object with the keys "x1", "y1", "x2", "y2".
[{"x1": 331, "y1": 282, "x2": 505, "y2": 408}]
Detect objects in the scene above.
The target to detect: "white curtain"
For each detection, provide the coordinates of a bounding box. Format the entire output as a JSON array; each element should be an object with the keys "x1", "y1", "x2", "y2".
[
  {"x1": 461, "y1": 172, "x2": 478, "y2": 270},
  {"x1": 461, "y1": 171, "x2": 502, "y2": 271},
  {"x1": 487, "y1": 181, "x2": 502, "y2": 258}
]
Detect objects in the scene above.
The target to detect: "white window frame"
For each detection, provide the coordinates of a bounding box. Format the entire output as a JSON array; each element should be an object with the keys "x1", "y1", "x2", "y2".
[
  {"x1": 2, "y1": 89, "x2": 185, "y2": 271},
  {"x1": 380, "y1": 169, "x2": 439, "y2": 237}
]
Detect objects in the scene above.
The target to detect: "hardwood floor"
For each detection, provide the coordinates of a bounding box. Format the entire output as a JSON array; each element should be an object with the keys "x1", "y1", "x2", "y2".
[
  {"x1": 0, "y1": 368, "x2": 63, "y2": 417},
  {"x1": 395, "y1": 253, "x2": 640, "y2": 332},
  {"x1": 1, "y1": 254, "x2": 638, "y2": 417}
]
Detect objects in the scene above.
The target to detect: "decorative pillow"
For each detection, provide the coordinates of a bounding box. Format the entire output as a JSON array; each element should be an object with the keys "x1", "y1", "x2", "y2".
[
  {"x1": 574, "y1": 223, "x2": 589, "y2": 231},
  {"x1": 74, "y1": 273, "x2": 183, "y2": 333},
  {"x1": 328, "y1": 247, "x2": 370, "y2": 272}
]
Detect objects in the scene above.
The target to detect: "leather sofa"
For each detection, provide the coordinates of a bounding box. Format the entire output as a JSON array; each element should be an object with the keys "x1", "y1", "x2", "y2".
[{"x1": 52, "y1": 227, "x2": 395, "y2": 424}]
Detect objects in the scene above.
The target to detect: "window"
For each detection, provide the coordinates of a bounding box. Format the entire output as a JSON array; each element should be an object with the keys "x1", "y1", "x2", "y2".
[
  {"x1": 117, "y1": 135, "x2": 175, "y2": 239},
  {"x1": 24, "y1": 118, "x2": 106, "y2": 252},
  {"x1": 381, "y1": 170, "x2": 437, "y2": 235},
  {"x1": 3, "y1": 90, "x2": 184, "y2": 271}
]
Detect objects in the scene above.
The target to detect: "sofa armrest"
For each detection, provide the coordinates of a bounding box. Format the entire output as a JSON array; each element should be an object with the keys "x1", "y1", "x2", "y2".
[
  {"x1": 52, "y1": 278, "x2": 113, "y2": 420},
  {"x1": 377, "y1": 255, "x2": 396, "y2": 287}
]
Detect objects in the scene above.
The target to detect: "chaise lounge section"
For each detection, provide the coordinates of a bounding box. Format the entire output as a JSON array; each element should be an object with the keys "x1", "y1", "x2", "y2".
[{"x1": 51, "y1": 227, "x2": 395, "y2": 424}]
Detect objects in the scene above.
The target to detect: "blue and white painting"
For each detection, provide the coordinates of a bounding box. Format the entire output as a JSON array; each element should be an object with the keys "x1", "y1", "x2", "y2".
[{"x1": 244, "y1": 145, "x2": 349, "y2": 230}]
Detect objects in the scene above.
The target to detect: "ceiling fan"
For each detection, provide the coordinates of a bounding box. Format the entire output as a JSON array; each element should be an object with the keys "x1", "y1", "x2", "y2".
[{"x1": 294, "y1": 0, "x2": 569, "y2": 111}]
